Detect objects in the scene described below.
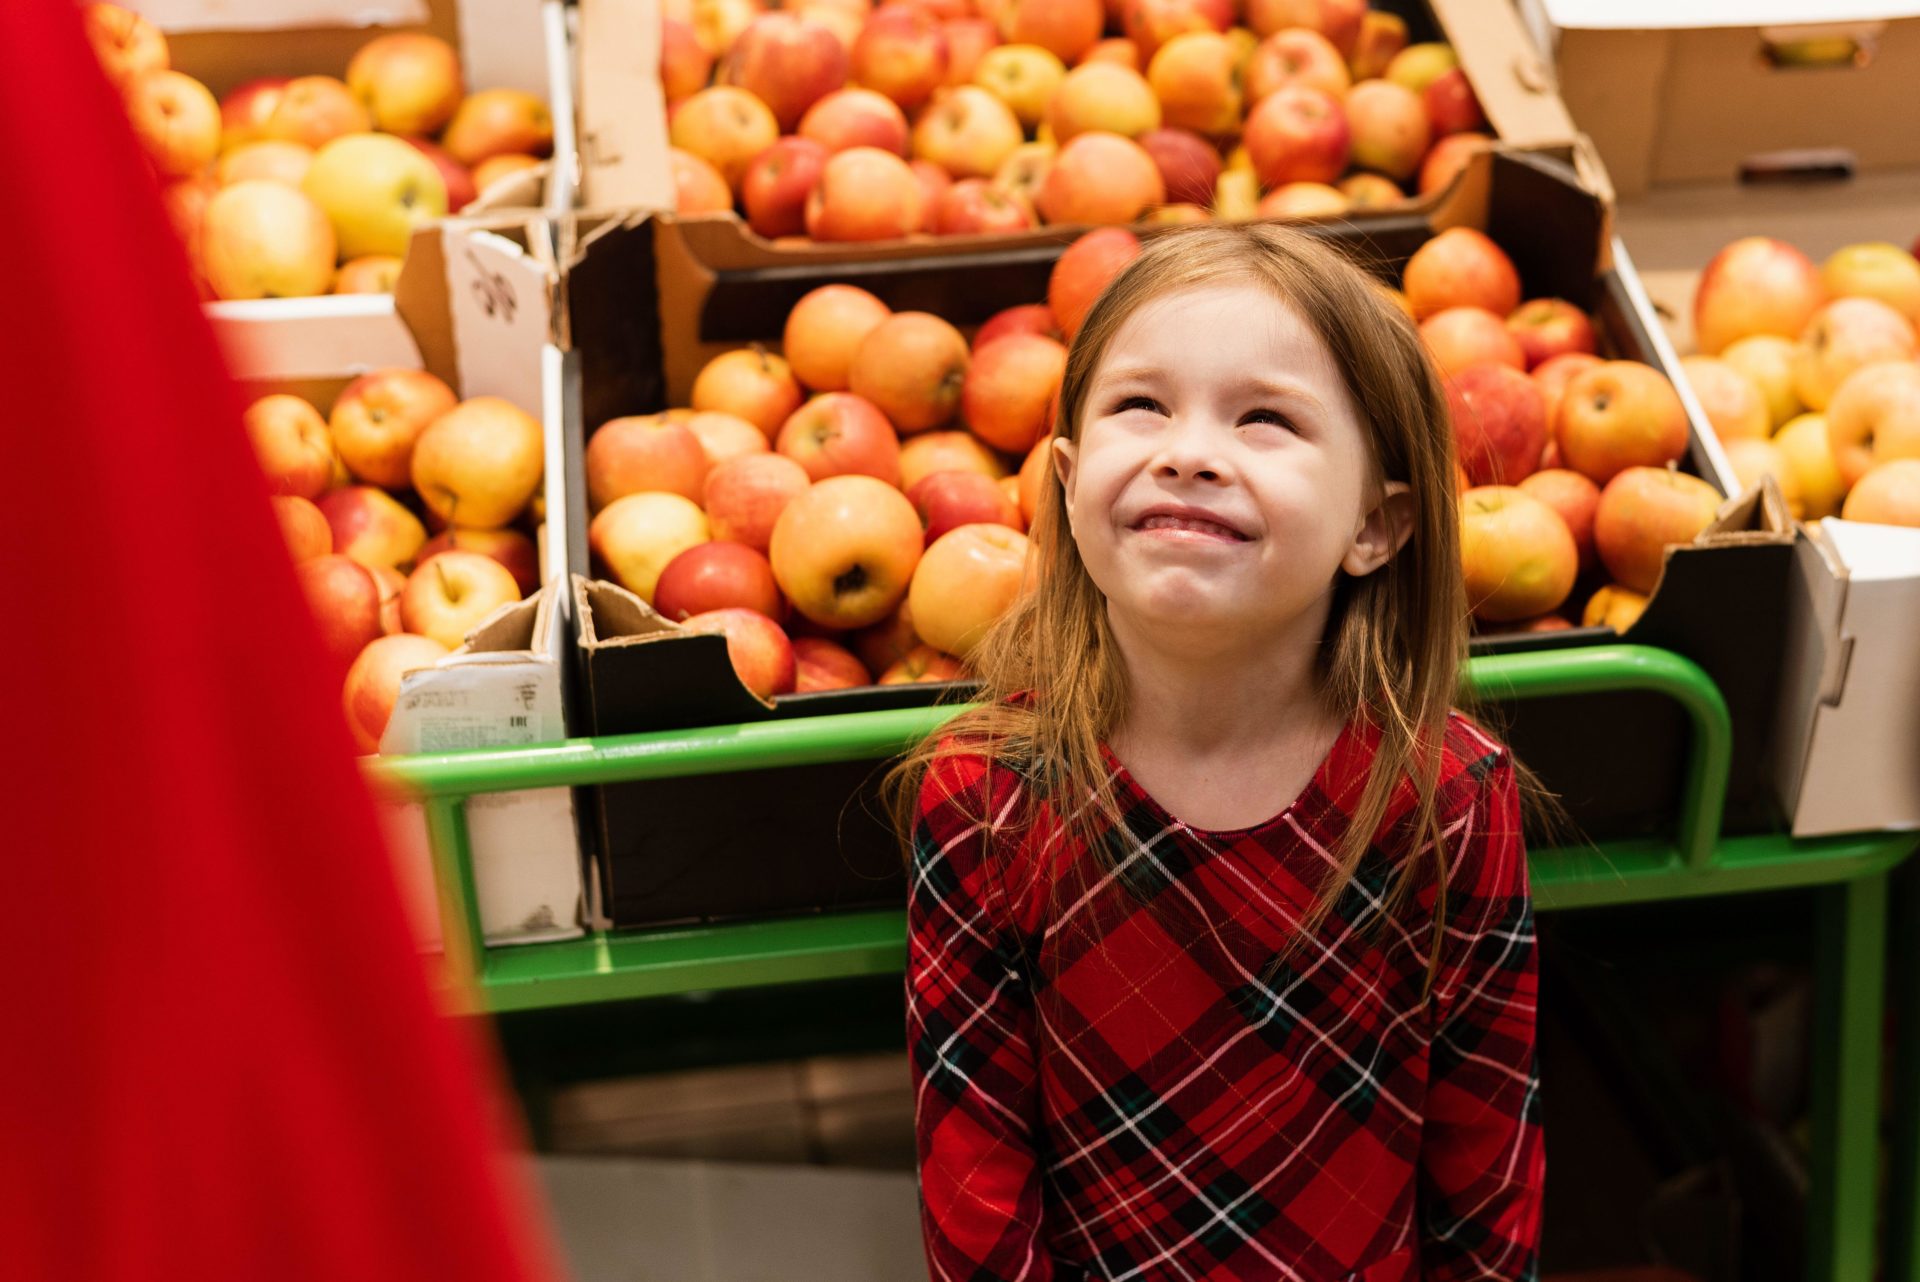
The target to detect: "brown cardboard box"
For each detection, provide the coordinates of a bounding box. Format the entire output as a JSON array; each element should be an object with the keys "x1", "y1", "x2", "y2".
[
  {"x1": 1517, "y1": 0, "x2": 1920, "y2": 198},
  {"x1": 576, "y1": 0, "x2": 1582, "y2": 211},
  {"x1": 130, "y1": 0, "x2": 577, "y2": 382}
]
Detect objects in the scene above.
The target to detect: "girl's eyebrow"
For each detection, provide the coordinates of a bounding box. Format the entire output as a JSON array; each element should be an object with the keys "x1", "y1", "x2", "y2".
[{"x1": 1091, "y1": 365, "x2": 1164, "y2": 387}]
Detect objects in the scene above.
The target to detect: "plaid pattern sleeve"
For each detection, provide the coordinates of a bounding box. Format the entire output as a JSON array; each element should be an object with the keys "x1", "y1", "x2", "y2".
[
  {"x1": 907, "y1": 745, "x2": 1056, "y2": 1282},
  {"x1": 1418, "y1": 753, "x2": 1544, "y2": 1282}
]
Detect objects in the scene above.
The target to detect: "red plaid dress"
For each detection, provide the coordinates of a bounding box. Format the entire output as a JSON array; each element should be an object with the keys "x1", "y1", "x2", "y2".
[{"x1": 907, "y1": 711, "x2": 1541, "y2": 1282}]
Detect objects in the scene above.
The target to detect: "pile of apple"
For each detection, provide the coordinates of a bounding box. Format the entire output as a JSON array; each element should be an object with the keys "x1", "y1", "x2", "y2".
[
  {"x1": 1399, "y1": 227, "x2": 1717, "y2": 635},
  {"x1": 1679, "y1": 236, "x2": 1920, "y2": 529},
  {"x1": 83, "y1": 3, "x2": 553, "y2": 300},
  {"x1": 661, "y1": 0, "x2": 1495, "y2": 241},
  {"x1": 245, "y1": 373, "x2": 546, "y2": 752}
]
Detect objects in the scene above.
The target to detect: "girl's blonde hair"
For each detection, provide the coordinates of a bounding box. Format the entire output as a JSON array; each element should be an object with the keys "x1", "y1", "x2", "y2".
[{"x1": 884, "y1": 223, "x2": 1469, "y2": 990}]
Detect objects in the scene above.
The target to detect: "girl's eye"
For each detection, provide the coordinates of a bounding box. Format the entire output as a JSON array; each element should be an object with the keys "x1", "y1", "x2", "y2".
[
  {"x1": 1241, "y1": 408, "x2": 1297, "y2": 432},
  {"x1": 1113, "y1": 395, "x2": 1163, "y2": 415}
]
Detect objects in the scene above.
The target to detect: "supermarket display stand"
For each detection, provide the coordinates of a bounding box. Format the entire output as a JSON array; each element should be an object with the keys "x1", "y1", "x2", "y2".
[{"x1": 367, "y1": 645, "x2": 1917, "y2": 1282}]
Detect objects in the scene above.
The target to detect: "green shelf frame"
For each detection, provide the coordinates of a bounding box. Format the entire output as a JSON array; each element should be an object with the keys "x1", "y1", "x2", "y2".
[{"x1": 365, "y1": 643, "x2": 1918, "y2": 1282}]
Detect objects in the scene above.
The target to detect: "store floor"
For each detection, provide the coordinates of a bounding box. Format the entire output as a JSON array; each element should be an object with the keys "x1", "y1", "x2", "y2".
[{"x1": 534, "y1": 1049, "x2": 922, "y2": 1281}]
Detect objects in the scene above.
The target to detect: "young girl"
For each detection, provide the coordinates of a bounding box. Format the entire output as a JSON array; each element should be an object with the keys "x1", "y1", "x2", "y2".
[{"x1": 891, "y1": 224, "x2": 1541, "y2": 1282}]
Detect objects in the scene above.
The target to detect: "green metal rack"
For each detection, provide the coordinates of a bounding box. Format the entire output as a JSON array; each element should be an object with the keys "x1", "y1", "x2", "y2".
[{"x1": 366, "y1": 643, "x2": 1916, "y2": 1282}]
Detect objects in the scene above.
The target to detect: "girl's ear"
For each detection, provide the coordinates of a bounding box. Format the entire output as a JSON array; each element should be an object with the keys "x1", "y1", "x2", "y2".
[
  {"x1": 1342, "y1": 480, "x2": 1415, "y2": 577},
  {"x1": 1051, "y1": 437, "x2": 1077, "y2": 521}
]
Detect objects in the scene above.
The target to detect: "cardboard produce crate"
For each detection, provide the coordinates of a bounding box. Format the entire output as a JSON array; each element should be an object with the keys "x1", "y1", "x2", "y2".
[
  {"x1": 557, "y1": 145, "x2": 1798, "y2": 929},
  {"x1": 238, "y1": 214, "x2": 589, "y2": 947},
  {"x1": 132, "y1": 0, "x2": 577, "y2": 383},
  {"x1": 1522, "y1": 0, "x2": 1920, "y2": 836},
  {"x1": 577, "y1": 0, "x2": 1581, "y2": 217}
]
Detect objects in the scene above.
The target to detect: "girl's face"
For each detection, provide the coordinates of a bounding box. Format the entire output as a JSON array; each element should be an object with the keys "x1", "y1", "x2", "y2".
[{"x1": 1053, "y1": 282, "x2": 1411, "y2": 649}]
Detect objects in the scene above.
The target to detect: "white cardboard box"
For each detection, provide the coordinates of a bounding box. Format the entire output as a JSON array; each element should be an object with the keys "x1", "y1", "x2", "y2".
[{"x1": 130, "y1": 0, "x2": 576, "y2": 383}]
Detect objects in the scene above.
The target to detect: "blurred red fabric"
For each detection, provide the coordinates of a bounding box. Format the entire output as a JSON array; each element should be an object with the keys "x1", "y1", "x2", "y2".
[{"x1": 0, "y1": 5, "x2": 564, "y2": 1279}]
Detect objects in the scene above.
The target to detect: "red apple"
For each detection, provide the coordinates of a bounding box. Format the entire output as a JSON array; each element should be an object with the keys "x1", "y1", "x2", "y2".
[
  {"x1": 1792, "y1": 296, "x2": 1918, "y2": 411},
  {"x1": 785, "y1": 283, "x2": 893, "y2": 392},
  {"x1": 373, "y1": 564, "x2": 406, "y2": 635},
  {"x1": 1246, "y1": 0, "x2": 1364, "y2": 52},
  {"x1": 1242, "y1": 85, "x2": 1350, "y2": 187},
  {"x1": 792, "y1": 636, "x2": 873, "y2": 690},
  {"x1": 1050, "y1": 227, "x2": 1143, "y2": 340},
  {"x1": 1532, "y1": 351, "x2": 1604, "y2": 428},
  {"x1": 961, "y1": 332, "x2": 1067, "y2": 452},
  {"x1": 126, "y1": 70, "x2": 221, "y2": 179},
  {"x1": 1124, "y1": 0, "x2": 1232, "y2": 60},
  {"x1": 722, "y1": 13, "x2": 850, "y2": 130},
  {"x1": 1421, "y1": 307, "x2": 1525, "y2": 376},
  {"x1": 441, "y1": 88, "x2": 554, "y2": 167},
  {"x1": 1557, "y1": 361, "x2": 1693, "y2": 486},
  {"x1": 900, "y1": 430, "x2": 1011, "y2": 489},
  {"x1": 1448, "y1": 363, "x2": 1548, "y2": 485},
  {"x1": 1037, "y1": 132, "x2": 1164, "y2": 226},
  {"x1": 329, "y1": 368, "x2": 459, "y2": 490},
  {"x1": 1421, "y1": 66, "x2": 1484, "y2": 137},
  {"x1": 318, "y1": 486, "x2": 427, "y2": 570},
  {"x1": 908, "y1": 523, "x2": 1031, "y2": 657},
  {"x1": 1417, "y1": 130, "x2": 1490, "y2": 196},
  {"x1": 853, "y1": 597, "x2": 923, "y2": 674},
  {"x1": 1245, "y1": 28, "x2": 1350, "y2": 102},
  {"x1": 1843, "y1": 458, "x2": 1920, "y2": 526},
  {"x1": 692, "y1": 347, "x2": 805, "y2": 438},
  {"x1": 703, "y1": 452, "x2": 813, "y2": 552},
  {"x1": 417, "y1": 526, "x2": 542, "y2": 596},
  {"x1": 1506, "y1": 298, "x2": 1596, "y2": 370},
  {"x1": 849, "y1": 312, "x2": 971, "y2": 433},
  {"x1": 688, "y1": 411, "x2": 772, "y2": 466},
  {"x1": 670, "y1": 146, "x2": 736, "y2": 215},
  {"x1": 681, "y1": 608, "x2": 798, "y2": 698},
  {"x1": 798, "y1": 87, "x2": 911, "y2": 155},
  {"x1": 1137, "y1": 127, "x2": 1222, "y2": 207},
  {"x1": 770, "y1": 475, "x2": 926, "y2": 628},
  {"x1": 1345, "y1": 78, "x2": 1430, "y2": 182},
  {"x1": 245, "y1": 393, "x2": 335, "y2": 500},
  {"x1": 852, "y1": 5, "x2": 950, "y2": 112},
  {"x1": 975, "y1": 302, "x2": 1062, "y2": 351},
  {"x1": 274, "y1": 495, "x2": 333, "y2": 565},
  {"x1": 346, "y1": 32, "x2": 464, "y2": 136},
  {"x1": 995, "y1": 0, "x2": 1102, "y2": 63},
  {"x1": 909, "y1": 469, "x2": 1024, "y2": 543},
  {"x1": 910, "y1": 158, "x2": 954, "y2": 215},
  {"x1": 1518, "y1": 468, "x2": 1601, "y2": 574},
  {"x1": 1403, "y1": 227, "x2": 1521, "y2": 319},
  {"x1": 257, "y1": 75, "x2": 371, "y2": 150},
  {"x1": 944, "y1": 17, "x2": 1002, "y2": 85},
  {"x1": 742, "y1": 136, "x2": 830, "y2": 238},
  {"x1": 670, "y1": 85, "x2": 780, "y2": 189},
  {"x1": 880, "y1": 644, "x2": 968, "y2": 684},
  {"x1": 399, "y1": 549, "x2": 522, "y2": 650},
  {"x1": 1459, "y1": 486, "x2": 1578, "y2": 623},
  {"x1": 218, "y1": 76, "x2": 289, "y2": 149},
  {"x1": 587, "y1": 413, "x2": 715, "y2": 512},
  {"x1": 776, "y1": 392, "x2": 904, "y2": 484},
  {"x1": 84, "y1": 3, "x2": 168, "y2": 87},
  {"x1": 932, "y1": 178, "x2": 1036, "y2": 234},
  {"x1": 913, "y1": 84, "x2": 1025, "y2": 179},
  {"x1": 653, "y1": 541, "x2": 786, "y2": 621},
  {"x1": 1693, "y1": 236, "x2": 1827, "y2": 356},
  {"x1": 1594, "y1": 467, "x2": 1724, "y2": 594},
  {"x1": 661, "y1": 17, "x2": 715, "y2": 101},
  {"x1": 343, "y1": 634, "x2": 450, "y2": 754},
  {"x1": 805, "y1": 145, "x2": 927, "y2": 240}
]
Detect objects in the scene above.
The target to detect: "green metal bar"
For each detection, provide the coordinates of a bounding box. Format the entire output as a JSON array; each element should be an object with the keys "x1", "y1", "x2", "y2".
[
  {"x1": 1806, "y1": 871, "x2": 1891, "y2": 1282},
  {"x1": 1461, "y1": 645, "x2": 1730, "y2": 868},
  {"x1": 420, "y1": 797, "x2": 487, "y2": 996},
  {"x1": 422, "y1": 828, "x2": 1918, "y2": 1014},
  {"x1": 370, "y1": 646, "x2": 1731, "y2": 871},
  {"x1": 1891, "y1": 860, "x2": 1920, "y2": 1282}
]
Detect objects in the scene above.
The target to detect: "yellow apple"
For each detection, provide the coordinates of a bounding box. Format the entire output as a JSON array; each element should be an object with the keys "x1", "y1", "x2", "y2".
[
  {"x1": 907, "y1": 523, "x2": 1032, "y2": 658},
  {"x1": 1772, "y1": 413, "x2": 1846, "y2": 520},
  {"x1": 1821, "y1": 241, "x2": 1920, "y2": 327},
  {"x1": 244, "y1": 393, "x2": 335, "y2": 499},
  {"x1": 1721, "y1": 438, "x2": 1805, "y2": 518},
  {"x1": 216, "y1": 140, "x2": 314, "y2": 188},
  {"x1": 125, "y1": 70, "x2": 221, "y2": 178},
  {"x1": 346, "y1": 32, "x2": 465, "y2": 136},
  {"x1": 302, "y1": 133, "x2": 448, "y2": 260},
  {"x1": 1825, "y1": 360, "x2": 1920, "y2": 488},
  {"x1": 1718, "y1": 334, "x2": 1802, "y2": 430},
  {"x1": 1679, "y1": 355, "x2": 1769, "y2": 442},
  {"x1": 1842, "y1": 459, "x2": 1920, "y2": 527},
  {"x1": 410, "y1": 397, "x2": 545, "y2": 528},
  {"x1": 590, "y1": 492, "x2": 712, "y2": 603},
  {"x1": 769, "y1": 475, "x2": 924, "y2": 629},
  {"x1": 399, "y1": 549, "x2": 522, "y2": 649},
  {"x1": 201, "y1": 181, "x2": 336, "y2": 300}
]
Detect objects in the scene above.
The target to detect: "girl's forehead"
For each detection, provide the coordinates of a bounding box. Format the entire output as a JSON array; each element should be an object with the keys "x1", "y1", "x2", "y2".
[{"x1": 1097, "y1": 281, "x2": 1342, "y2": 383}]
